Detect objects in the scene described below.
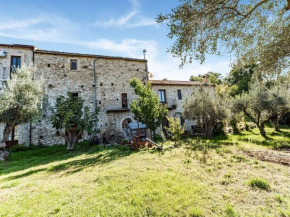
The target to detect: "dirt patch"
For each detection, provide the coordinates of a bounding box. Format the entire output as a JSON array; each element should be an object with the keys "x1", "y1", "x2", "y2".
[{"x1": 246, "y1": 150, "x2": 290, "y2": 166}]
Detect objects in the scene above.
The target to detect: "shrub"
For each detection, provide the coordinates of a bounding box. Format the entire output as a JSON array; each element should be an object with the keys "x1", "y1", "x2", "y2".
[
  {"x1": 189, "y1": 208, "x2": 204, "y2": 217},
  {"x1": 153, "y1": 134, "x2": 164, "y2": 143},
  {"x1": 249, "y1": 178, "x2": 270, "y2": 191},
  {"x1": 275, "y1": 195, "x2": 284, "y2": 203},
  {"x1": 231, "y1": 154, "x2": 247, "y2": 163},
  {"x1": 225, "y1": 204, "x2": 237, "y2": 217},
  {"x1": 164, "y1": 116, "x2": 185, "y2": 146}
]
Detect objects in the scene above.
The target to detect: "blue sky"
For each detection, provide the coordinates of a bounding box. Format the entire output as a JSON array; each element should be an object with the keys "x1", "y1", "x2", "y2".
[{"x1": 0, "y1": 0, "x2": 231, "y2": 80}]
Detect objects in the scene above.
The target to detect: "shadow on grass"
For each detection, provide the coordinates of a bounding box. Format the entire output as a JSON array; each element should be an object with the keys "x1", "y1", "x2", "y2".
[
  {"x1": 237, "y1": 132, "x2": 290, "y2": 149},
  {"x1": 184, "y1": 135, "x2": 235, "y2": 151},
  {"x1": 161, "y1": 135, "x2": 234, "y2": 152},
  {"x1": 4, "y1": 168, "x2": 47, "y2": 181},
  {"x1": 46, "y1": 145, "x2": 134, "y2": 176},
  {"x1": 0, "y1": 143, "x2": 135, "y2": 178}
]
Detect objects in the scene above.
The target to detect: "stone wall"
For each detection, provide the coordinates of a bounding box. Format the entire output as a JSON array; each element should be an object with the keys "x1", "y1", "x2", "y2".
[
  {"x1": 0, "y1": 45, "x2": 217, "y2": 146},
  {"x1": 151, "y1": 83, "x2": 215, "y2": 133},
  {"x1": 28, "y1": 53, "x2": 147, "y2": 145},
  {"x1": 0, "y1": 46, "x2": 34, "y2": 144},
  {"x1": 0, "y1": 46, "x2": 33, "y2": 80}
]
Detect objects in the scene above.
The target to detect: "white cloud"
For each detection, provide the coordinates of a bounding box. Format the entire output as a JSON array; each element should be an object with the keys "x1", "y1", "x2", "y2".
[
  {"x1": 94, "y1": 0, "x2": 157, "y2": 28},
  {"x1": 0, "y1": 14, "x2": 230, "y2": 80},
  {"x1": 81, "y1": 39, "x2": 158, "y2": 58},
  {"x1": 0, "y1": 17, "x2": 45, "y2": 31},
  {"x1": 148, "y1": 54, "x2": 231, "y2": 80},
  {"x1": 0, "y1": 15, "x2": 79, "y2": 44}
]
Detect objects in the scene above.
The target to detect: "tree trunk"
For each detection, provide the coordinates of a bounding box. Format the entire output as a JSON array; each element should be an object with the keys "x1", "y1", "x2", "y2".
[
  {"x1": 258, "y1": 124, "x2": 268, "y2": 139},
  {"x1": 65, "y1": 129, "x2": 78, "y2": 151},
  {"x1": 1, "y1": 117, "x2": 18, "y2": 148},
  {"x1": 1, "y1": 124, "x2": 12, "y2": 147},
  {"x1": 270, "y1": 119, "x2": 280, "y2": 132}
]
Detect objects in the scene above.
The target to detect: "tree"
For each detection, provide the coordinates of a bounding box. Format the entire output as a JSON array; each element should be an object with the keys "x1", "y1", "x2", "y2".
[
  {"x1": 231, "y1": 82, "x2": 290, "y2": 138},
  {"x1": 190, "y1": 75, "x2": 203, "y2": 82},
  {"x1": 183, "y1": 88, "x2": 227, "y2": 137},
  {"x1": 164, "y1": 116, "x2": 185, "y2": 146},
  {"x1": 0, "y1": 64, "x2": 44, "y2": 149},
  {"x1": 130, "y1": 78, "x2": 168, "y2": 138},
  {"x1": 50, "y1": 93, "x2": 99, "y2": 150},
  {"x1": 190, "y1": 72, "x2": 223, "y2": 85},
  {"x1": 205, "y1": 72, "x2": 223, "y2": 85},
  {"x1": 226, "y1": 64, "x2": 257, "y2": 96},
  {"x1": 189, "y1": 72, "x2": 223, "y2": 85},
  {"x1": 157, "y1": 1, "x2": 290, "y2": 75}
]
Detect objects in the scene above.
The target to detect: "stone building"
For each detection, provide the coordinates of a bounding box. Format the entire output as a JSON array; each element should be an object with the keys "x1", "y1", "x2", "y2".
[
  {"x1": 0, "y1": 44, "x2": 147, "y2": 146},
  {"x1": 0, "y1": 44, "x2": 215, "y2": 146},
  {"x1": 150, "y1": 80, "x2": 215, "y2": 133}
]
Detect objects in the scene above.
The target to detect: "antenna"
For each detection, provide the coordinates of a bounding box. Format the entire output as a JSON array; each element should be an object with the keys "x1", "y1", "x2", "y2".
[{"x1": 143, "y1": 49, "x2": 146, "y2": 59}]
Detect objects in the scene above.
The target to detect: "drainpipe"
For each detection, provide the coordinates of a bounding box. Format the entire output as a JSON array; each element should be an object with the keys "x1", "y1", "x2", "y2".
[
  {"x1": 29, "y1": 50, "x2": 35, "y2": 145},
  {"x1": 93, "y1": 57, "x2": 98, "y2": 111}
]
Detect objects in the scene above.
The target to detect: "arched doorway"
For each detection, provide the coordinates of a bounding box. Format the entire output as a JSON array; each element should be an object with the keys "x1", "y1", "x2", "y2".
[{"x1": 122, "y1": 118, "x2": 132, "y2": 136}]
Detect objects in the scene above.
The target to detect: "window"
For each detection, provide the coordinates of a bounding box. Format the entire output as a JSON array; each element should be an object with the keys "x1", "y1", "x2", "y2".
[
  {"x1": 70, "y1": 59, "x2": 77, "y2": 70},
  {"x1": 121, "y1": 93, "x2": 128, "y2": 108},
  {"x1": 177, "y1": 90, "x2": 182, "y2": 100},
  {"x1": 158, "y1": 90, "x2": 166, "y2": 103},
  {"x1": 180, "y1": 116, "x2": 185, "y2": 125},
  {"x1": 71, "y1": 92, "x2": 79, "y2": 98},
  {"x1": 10, "y1": 56, "x2": 21, "y2": 74}
]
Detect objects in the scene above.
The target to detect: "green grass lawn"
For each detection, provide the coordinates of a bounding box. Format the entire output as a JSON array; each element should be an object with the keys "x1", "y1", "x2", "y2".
[{"x1": 0, "y1": 126, "x2": 290, "y2": 216}]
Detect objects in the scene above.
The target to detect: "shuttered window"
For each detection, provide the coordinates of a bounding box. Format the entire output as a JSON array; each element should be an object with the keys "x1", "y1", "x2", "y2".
[{"x1": 122, "y1": 93, "x2": 128, "y2": 108}]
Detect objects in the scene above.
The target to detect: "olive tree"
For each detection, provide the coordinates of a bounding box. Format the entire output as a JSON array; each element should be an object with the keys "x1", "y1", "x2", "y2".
[
  {"x1": 183, "y1": 88, "x2": 227, "y2": 137},
  {"x1": 50, "y1": 93, "x2": 99, "y2": 150},
  {"x1": 231, "y1": 82, "x2": 290, "y2": 138},
  {"x1": 157, "y1": 0, "x2": 290, "y2": 75},
  {"x1": 0, "y1": 64, "x2": 44, "y2": 149}
]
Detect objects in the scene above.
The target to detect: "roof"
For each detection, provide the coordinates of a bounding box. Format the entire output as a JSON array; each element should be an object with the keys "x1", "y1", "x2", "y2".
[
  {"x1": 149, "y1": 80, "x2": 215, "y2": 86},
  {"x1": 0, "y1": 43, "x2": 36, "y2": 50},
  {"x1": 0, "y1": 43, "x2": 146, "y2": 62},
  {"x1": 34, "y1": 50, "x2": 146, "y2": 62}
]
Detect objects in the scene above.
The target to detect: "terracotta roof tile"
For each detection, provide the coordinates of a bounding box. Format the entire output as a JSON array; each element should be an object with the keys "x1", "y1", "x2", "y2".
[
  {"x1": 149, "y1": 80, "x2": 215, "y2": 86},
  {"x1": 34, "y1": 49, "x2": 146, "y2": 62},
  {"x1": 0, "y1": 44, "x2": 146, "y2": 62},
  {"x1": 0, "y1": 43, "x2": 36, "y2": 50}
]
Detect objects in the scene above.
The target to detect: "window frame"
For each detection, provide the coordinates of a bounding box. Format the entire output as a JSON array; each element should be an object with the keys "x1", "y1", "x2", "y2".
[
  {"x1": 10, "y1": 56, "x2": 21, "y2": 77},
  {"x1": 177, "y1": 89, "x2": 182, "y2": 100},
  {"x1": 158, "y1": 90, "x2": 167, "y2": 103},
  {"x1": 70, "y1": 59, "x2": 78, "y2": 70},
  {"x1": 180, "y1": 116, "x2": 185, "y2": 125},
  {"x1": 121, "y1": 93, "x2": 128, "y2": 108}
]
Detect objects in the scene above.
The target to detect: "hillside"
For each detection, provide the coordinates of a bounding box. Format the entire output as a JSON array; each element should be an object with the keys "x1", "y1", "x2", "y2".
[{"x1": 0, "y1": 126, "x2": 290, "y2": 216}]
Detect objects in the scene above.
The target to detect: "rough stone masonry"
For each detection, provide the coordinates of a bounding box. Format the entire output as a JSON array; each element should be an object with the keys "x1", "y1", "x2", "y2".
[{"x1": 0, "y1": 44, "x2": 215, "y2": 146}]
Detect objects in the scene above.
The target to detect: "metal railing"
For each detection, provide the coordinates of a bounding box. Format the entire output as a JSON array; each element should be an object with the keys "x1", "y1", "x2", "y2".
[{"x1": 167, "y1": 98, "x2": 177, "y2": 107}]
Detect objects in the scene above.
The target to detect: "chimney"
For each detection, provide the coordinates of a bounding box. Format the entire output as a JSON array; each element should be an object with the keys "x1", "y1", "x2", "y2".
[{"x1": 203, "y1": 76, "x2": 209, "y2": 85}]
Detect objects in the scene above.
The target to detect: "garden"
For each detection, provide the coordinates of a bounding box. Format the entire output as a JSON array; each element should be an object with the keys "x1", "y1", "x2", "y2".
[{"x1": 0, "y1": 125, "x2": 290, "y2": 216}]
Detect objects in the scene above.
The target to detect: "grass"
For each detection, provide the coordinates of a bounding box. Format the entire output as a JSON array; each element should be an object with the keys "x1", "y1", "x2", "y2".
[
  {"x1": 0, "y1": 125, "x2": 290, "y2": 216},
  {"x1": 248, "y1": 178, "x2": 271, "y2": 191}
]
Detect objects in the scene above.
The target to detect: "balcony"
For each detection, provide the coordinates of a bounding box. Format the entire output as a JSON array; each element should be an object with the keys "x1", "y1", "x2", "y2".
[
  {"x1": 166, "y1": 98, "x2": 177, "y2": 110},
  {"x1": 106, "y1": 108, "x2": 130, "y2": 113}
]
